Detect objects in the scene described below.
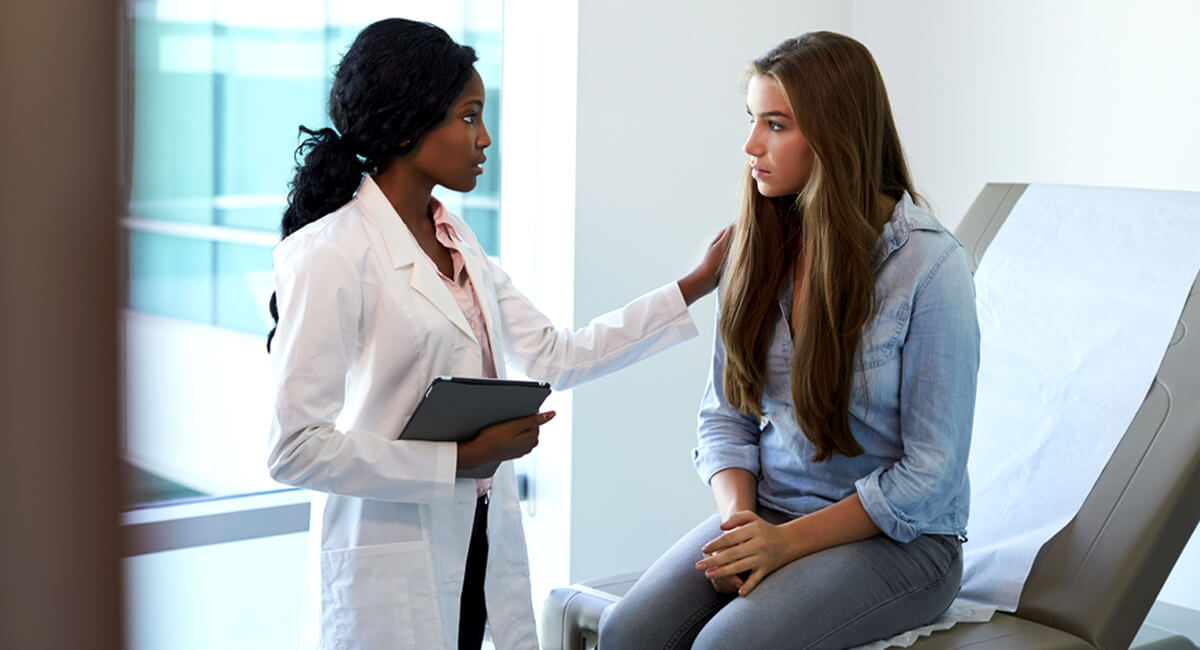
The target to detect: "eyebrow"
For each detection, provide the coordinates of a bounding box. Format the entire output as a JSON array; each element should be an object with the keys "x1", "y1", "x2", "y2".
[
  {"x1": 746, "y1": 107, "x2": 793, "y2": 120},
  {"x1": 459, "y1": 99, "x2": 484, "y2": 110}
]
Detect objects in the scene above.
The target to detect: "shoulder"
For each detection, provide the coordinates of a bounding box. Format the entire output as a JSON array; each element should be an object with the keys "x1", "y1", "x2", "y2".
[
  {"x1": 896, "y1": 199, "x2": 965, "y2": 268},
  {"x1": 877, "y1": 197, "x2": 973, "y2": 304},
  {"x1": 899, "y1": 200, "x2": 961, "y2": 257},
  {"x1": 274, "y1": 198, "x2": 372, "y2": 273}
]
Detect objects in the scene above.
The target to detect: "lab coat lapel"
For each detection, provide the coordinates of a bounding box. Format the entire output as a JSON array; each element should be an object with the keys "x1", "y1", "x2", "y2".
[
  {"x1": 357, "y1": 177, "x2": 477, "y2": 343},
  {"x1": 456, "y1": 235, "x2": 504, "y2": 369},
  {"x1": 409, "y1": 257, "x2": 478, "y2": 344}
]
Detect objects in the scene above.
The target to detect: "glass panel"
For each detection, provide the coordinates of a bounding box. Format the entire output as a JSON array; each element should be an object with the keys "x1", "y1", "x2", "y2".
[
  {"x1": 463, "y1": 206, "x2": 500, "y2": 255},
  {"x1": 215, "y1": 241, "x2": 275, "y2": 335},
  {"x1": 127, "y1": 230, "x2": 214, "y2": 324},
  {"x1": 129, "y1": 17, "x2": 215, "y2": 224},
  {"x1": 216, "y1": 24, "x2": 330, "y2": 232}
]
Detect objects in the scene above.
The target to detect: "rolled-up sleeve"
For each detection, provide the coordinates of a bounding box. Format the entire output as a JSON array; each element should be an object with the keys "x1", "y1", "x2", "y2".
[
  {"x1": 855, "y1": 243, "x2": 980, "y2": 542},
  {"x1": 692, "y1": 302, "x2": 763, "y2": 484}
]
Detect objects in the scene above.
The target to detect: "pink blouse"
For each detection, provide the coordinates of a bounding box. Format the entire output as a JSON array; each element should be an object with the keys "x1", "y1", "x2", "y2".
[{"x1": 419, "y1": 199, "x2": 498, "y2": 496}]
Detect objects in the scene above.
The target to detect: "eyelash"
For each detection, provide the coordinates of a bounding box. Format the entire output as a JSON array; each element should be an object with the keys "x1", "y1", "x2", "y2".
[{"x1": 748, "y1": 116, "x2": 785, "y2": 132}]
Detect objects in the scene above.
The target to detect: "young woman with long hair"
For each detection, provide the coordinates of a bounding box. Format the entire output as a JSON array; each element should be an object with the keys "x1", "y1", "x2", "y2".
[
  {"x1": 601, "y1": 32, "x2": 980, "y2": 649},
  {"x1": 265, "y1": 18, "x2": 727, "y2": 650}
]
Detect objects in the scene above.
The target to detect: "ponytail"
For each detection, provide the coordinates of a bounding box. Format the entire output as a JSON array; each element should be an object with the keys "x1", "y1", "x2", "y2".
[{"x1": 266, "y1": 126, "x2": 365, "y2": 352}]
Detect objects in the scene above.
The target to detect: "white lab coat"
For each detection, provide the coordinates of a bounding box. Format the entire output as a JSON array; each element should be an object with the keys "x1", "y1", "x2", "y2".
[{"x1": 268, "y1": 175, "x2": 698, "y2": 650}]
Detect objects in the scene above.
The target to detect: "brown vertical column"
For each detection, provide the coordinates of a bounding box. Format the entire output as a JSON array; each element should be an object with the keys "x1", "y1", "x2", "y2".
[{"x1": 0, "y1": 1, "x2": 123, "y2": 649}]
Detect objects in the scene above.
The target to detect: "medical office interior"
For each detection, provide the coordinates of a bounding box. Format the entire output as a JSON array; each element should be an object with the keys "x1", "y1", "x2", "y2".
[{"x1": 3, "y1": 0, "x2": 1199, "y2": 648}]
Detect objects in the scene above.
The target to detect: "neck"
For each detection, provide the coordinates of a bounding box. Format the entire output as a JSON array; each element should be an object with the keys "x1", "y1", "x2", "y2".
[{"x1": 372, "y1": 162, "x2": 435, "y2": 230}]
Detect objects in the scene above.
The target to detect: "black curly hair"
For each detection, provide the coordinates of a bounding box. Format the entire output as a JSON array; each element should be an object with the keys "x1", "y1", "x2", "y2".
[{"x1": 266, "y1": 18, "x2": 478, "y2": 351}]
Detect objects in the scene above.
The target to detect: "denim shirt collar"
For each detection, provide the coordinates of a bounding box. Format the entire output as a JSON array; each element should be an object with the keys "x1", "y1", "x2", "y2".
[
  {"x1": 781, "y1": 192, "x2": 941, "y2": 312},
  {"x1": 872, "y1": 192, "x2": 943, "y2": 270}
]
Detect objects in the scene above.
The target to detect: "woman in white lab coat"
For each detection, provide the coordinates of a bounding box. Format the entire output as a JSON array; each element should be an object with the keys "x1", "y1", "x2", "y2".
[{"x1": 266, "y1": 19, "x2": 727, "y2": 650}]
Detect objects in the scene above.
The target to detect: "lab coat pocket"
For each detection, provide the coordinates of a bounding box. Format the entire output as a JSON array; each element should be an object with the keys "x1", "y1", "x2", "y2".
[{"x1": 321, "y1": 540, "x2": 438, "y2": 650}]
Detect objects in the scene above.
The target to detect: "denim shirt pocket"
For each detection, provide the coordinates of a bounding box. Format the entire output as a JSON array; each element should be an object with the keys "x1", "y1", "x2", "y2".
[{"x1": 860, "y1": 296, "x2": 911, "y2": 370}]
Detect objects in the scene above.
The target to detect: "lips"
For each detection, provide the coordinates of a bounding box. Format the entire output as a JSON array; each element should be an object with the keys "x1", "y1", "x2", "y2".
[{"x1": 751, "y1": 167, "x2": 771, "y2": 178}]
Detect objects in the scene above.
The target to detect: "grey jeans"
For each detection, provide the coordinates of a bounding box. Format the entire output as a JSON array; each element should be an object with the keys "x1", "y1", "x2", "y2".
[{"x1": 599, "y1": 509, "x2": 962, "y2": 650}]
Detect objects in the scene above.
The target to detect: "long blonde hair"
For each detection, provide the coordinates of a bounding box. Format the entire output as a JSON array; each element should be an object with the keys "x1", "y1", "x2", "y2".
[{"x1": 719, "y1": 32, "x2": 919, "y2": 462}]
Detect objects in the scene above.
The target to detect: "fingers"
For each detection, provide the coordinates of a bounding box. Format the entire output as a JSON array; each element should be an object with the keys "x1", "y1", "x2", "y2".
[
  {"x1": 709, "y1": 577, "x2": 740, "y2": 594},
  {"x1": 513, "y1": 426, "x2": 540, "y2": 453},
  {"x1": 703, "y1": 556, "x2": 758, "y2": 580},
  {"x1": 515, "y1": 410, "x2": 555, "y2": 429},
  {"x1": 720, "y1": 510, "x2": 758, "y2": 530},
  {"x1": 714, "y1": 224, "x2": 733, "y2": 241},
  {"x1": 482, "y1": 412, "x2": 548, "y2": 461},
  {"x1": 701, "y1": 513, "x2": 758, "y2": 554},
  {"x1": 696, "y1": 536, "x2": 757, "y2": 573},
  {"x1": 711, "y1": 226, "x2": 730, "y2": 246},
  {"x1": 738, "y1": 569, "x2": 766, "y2": 596},
  {"x1": 700, "y1": 527, "x2": 749, "y2": 555}
]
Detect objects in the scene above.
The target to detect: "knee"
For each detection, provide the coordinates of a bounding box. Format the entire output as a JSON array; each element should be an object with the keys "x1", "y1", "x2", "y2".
[
  {"x1": 597, "y1": 598, "x2": 641, "y2": 650},
  {"x1": 690, "y1": 623, "x2": 735, "y2": 650}
]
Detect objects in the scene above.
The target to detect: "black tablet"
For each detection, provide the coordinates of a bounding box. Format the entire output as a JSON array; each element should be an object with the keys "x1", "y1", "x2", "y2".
[{"x1": 398, "y1": 376, "x2": 552, "y2": 478}]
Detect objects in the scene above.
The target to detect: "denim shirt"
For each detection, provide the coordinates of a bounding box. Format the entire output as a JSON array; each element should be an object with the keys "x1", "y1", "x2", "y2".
[{"x1": 692, "y1": 194, "x2": 980, "y2": 543}]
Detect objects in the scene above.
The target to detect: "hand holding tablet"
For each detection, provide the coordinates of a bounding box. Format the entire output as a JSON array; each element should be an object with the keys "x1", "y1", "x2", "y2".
[{"x1": 399, "y1": 376, "x2": 553, "y2": 478}]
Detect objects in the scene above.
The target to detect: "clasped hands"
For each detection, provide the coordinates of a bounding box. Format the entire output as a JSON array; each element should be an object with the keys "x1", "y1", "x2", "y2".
[{"x1": 694, "y1": 510, "x2": 801, "y2": 597}]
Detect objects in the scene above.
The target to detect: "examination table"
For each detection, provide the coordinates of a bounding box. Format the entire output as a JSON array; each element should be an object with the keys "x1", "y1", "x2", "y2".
[{"x1": 541, "y1": 183, "x2": 1200, "y2": 650}]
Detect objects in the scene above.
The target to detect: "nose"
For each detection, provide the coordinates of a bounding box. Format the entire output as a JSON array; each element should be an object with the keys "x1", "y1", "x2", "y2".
[
  {"x1": 743, "y1": 122, "x2": 764, "y2": 158},
  {"x1": 478, "y1": 118, "x2": 492, "y2": 150}
]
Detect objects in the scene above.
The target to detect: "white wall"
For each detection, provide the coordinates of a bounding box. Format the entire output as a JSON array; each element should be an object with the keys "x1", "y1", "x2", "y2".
[
  {"x1": 851, "y1": 0, "x2": 1200, "y2": 612},
  {"x1": 851, "y1": 0, "x2": 1200, "y2": 230},
  {"x1": 124, "y1": 533, "x2": 306, "y2": 650},
  {"x1": 568, "y1": 0, "x2": 852, "y2": 582},
  {"x1": 499, "y1": 0, "x2": 583, "y2": 614}
]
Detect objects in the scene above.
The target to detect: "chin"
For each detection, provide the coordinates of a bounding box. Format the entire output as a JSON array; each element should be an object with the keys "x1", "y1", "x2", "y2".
[
  {"x1": 755, "y1": 181, "x2": 782, "y2": 198},
  {"x1": 757, "y1": 179, "x2": 807, "y2": 199},
  {"x1": 444, "y1": 179, "x2": 478, "y2": 193}
]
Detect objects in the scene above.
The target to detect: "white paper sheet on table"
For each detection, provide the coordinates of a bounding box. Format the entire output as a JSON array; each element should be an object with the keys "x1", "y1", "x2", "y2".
[
  {"x1": 853, "y1": 600, "x2": 997, "y2": 649},
  {"x1": 859, "y1": 183, "x2": 1200, "y2": 649},
  {"x1": 960, "y1": 184, "x2": 1200, "y2": 610}
]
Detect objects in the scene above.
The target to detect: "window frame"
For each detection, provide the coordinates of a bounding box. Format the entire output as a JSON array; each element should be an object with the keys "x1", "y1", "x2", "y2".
[{"x1": 121, "y1": 489, "x2": 308, "y2": 556}]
